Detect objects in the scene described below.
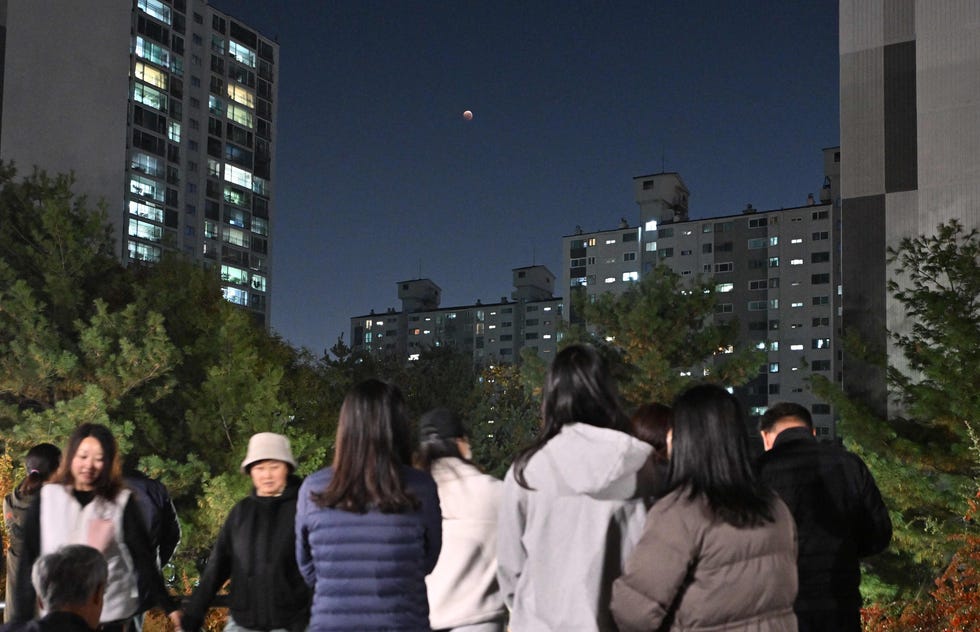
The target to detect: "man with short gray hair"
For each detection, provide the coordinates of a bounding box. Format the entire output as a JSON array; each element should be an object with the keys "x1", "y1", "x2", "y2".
[{"x1": 0, "y1": 544, "x2": 107, "y2": 632}]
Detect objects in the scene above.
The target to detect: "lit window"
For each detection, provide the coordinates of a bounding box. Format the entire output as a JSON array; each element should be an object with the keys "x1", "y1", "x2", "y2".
[
  {"x1": 130, "y1": 175, "x2": 164, "y2": 202},
  {"x1": 791, "y1": 301, "x2": 804, "y2": 308},
  {"x1": 812, "y1": 338, "x2": 831, "y2": 349},
  {"x1": 791, "y1": 238, "x2": 803, "y2": 244},
  {"x1": 715, "y1": 283, "x2": 734, "y2": 293},
  {"x1": 622, "y1": 271, "x2": 639, "y2": 282},
  {"x1": 604, "y1": 277, "x2": 616, "y2": 284},
  {"x1": 250, "y1": 274, "x2": 266, "y2": 292},
  {"x1": 769, "y1": 341, "x2": 779, "y2": 351},
  {"x1": 130, "y1": 152, "x2": 164, "y2": 177},
  {"x1": 645, "y1": 242, "x2": 657, "y2": 252},
  {"x1": 135, "y1": 62, "x2": 167, "y2": 89},
  {"x1": 227, "y1": 83, "x2": 255, "y2": 108},
  {"x1": 221, "y1": 227, "x2": 250, "y2": 248},
  {"x1": 224, "y1": 164, "x2": 253, "y2": 189},
  {"x1": 220, "y1": 265, "x2": 249, "y2": 285},
  {"x1": 769, "y1": 363, "x2": 780, "y2": 373},
  {"x1": 133, "y1": 83, "x2": 167, "y2": 111},
  {"x1": 138, "y1": 0, "x2": 172, "y2": 25},
  {"x1": 229, "y1": 41, "x2": 257, "y2": 68},
  {"x1": 543, "y1": 334, "x2": 552, "y2": 339},
  {"x1": 222, "y1": 287, "x2": 248, "y2": 306},
  {"x1": 128, "y1": 240, "x2": 161, "y2": 262},
  {"x1": 128, "y1": 219, "x2": 163, "y2": 242},
  {"x1": 645, "y1": 220, "x2": 657, "y2": 231},
  {"x1": 168, "y1": 121, "x2": 181, "y2": 142},
  {"x1": 769, "y1": 236, "x2": 779, "y2": 246},
  {"x1": 769, "y1": 257, "x2": 779, "y2": 268},
  {"x1": 605, "y1": 238, "x2": 616, "y2": 245},
  {"x1": 790, "y1": 344, "x2": 804, "y2": 351},
  {"x1": 135, "y1": 37, "x2": 170, "y2": 67},
  {"x1": 209, "y1": 96, "x2": 225, "y2": 116},
  {"x1": 790, "y1": 258, "x2": 804, "y2": 265},
  {"x1": 227, "y1": 103, "x2": 254, "y2": 129},
  {"x1": 128, "y1": 200, "x2": 163, "y2": 222}
]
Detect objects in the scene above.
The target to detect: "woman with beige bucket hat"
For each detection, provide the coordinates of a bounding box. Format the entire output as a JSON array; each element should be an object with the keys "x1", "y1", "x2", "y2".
[{"x1": 178, "y1": 432, "x2": 311, "y2": 632}]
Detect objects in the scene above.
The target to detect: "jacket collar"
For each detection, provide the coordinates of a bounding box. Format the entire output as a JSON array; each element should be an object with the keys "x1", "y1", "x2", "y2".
[{"x1": 773, "y1": 425, "x2": 816, "y2": 447}]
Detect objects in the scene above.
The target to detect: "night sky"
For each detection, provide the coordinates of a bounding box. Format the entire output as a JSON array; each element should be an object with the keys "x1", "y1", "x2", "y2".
[{"x1": 209, "y1": 0, "x2": 840, "y2": 355}]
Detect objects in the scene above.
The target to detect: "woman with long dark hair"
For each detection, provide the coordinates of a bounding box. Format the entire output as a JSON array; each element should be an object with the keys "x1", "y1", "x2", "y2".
[
  {"x1": 3, "y1": 443, "x2": 61, "y2": 623},
  {"x1": 611, "y1": 384, "x2": 798, "y2": 631},
  {"x1": 497, "y1": 344, "x2": 658, "y2": 631},
  {"x1": 12, "y1": 424, "x2": 179, "y2": 632},
  {"x1": 415, "y1": 408, "x2": 506, "y2": 632},
  {"x1": 295, "y1": 379, "x2": 442, "y2": 630}
]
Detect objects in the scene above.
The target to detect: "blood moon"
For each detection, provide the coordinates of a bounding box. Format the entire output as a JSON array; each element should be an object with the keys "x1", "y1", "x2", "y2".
[{"x1": 462, "y1": 110, "x2": 474, "y2": 121}]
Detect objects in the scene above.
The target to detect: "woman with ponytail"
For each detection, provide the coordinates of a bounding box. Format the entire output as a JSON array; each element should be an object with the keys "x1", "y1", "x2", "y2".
[{"x1": 3, "y1": 443, "x2": 61, "y2": 622}]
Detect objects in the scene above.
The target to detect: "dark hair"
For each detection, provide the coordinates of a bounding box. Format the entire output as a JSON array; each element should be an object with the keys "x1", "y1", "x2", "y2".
[
  {"x1": 759, "y1": 401, "x2": 813, "y2": 432},
  {"x1": 630, "y1": 403, "x2": 671, "y2": 463},
  {"x1": 18, "y1": 443, "x2": 62, "y2": 496},
  {"x1": 312, "y1": 379, "x2": 419, "y2": 513},
  {"x1": 415, "y1": 408, "x2": 470, "y2": 471},
  {"x1": 513, "y1": 344, "x2": 630, "y2": 489},
  {"x1": 31, "y1": 544, "x2": 107, "y2": 611},
  {"x1": 51, "y1": 424, "x2": 124, "y2": 500},
  {"x1": 667, "y1": 384, "x2": 774, "y2": 527}
]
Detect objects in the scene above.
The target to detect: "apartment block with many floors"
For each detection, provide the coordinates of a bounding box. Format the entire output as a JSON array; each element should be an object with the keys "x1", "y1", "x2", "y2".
[
  {"x1": 351, "y1": 266, "x2": 563, "y2": 365},
  {"x1": 562, "y1": 148, "x2": 841, "y2": 437},
  {"x1": 0, "y1": 0, "x2": 276, "y2": 325}
]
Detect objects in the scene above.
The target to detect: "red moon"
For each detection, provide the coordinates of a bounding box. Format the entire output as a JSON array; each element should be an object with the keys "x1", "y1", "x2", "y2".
[{"x1": 463, "y1": 110, "x2": 473, "y2": 121}]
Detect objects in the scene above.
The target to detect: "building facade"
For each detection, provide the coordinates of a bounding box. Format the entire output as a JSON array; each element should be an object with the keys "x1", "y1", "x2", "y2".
[
  {"x1": 562, "y1": 149, "x2": 841, "y2": 437},
  {"x1": 351, "y1": 266, "x2": 563, "y2": 364},
  {"x1": 0, "y1": 0, "x2": 276, "y2": 325},
  {"x1": 839, "y1": 0, "x2": 980, "y2": 415}
]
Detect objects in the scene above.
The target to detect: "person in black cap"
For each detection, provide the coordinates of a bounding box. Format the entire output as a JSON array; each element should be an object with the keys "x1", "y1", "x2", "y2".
[
  {"x1": 3, "y1": 444, "x2": 61, "y2": 623},
  {"x1": 415, "y1": 408, "x2": 506, "y2": 632}
]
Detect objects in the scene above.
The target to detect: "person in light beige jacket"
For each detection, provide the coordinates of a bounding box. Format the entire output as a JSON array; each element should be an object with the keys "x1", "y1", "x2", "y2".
[{"x1": 416, "y1": 408, "x2": 506, "y2": 632}]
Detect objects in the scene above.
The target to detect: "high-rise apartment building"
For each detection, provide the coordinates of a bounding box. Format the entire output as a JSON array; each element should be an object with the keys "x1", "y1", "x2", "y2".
[
  {"x1": 0, "y1": 0, "x2": 277, "y2": 325},
  {"x1": 839, "y1": 1, "x2": 980, "y2": 415},
  {"x1": 562, "y1": 148, "x2": 841, "y2": 437},
  {"x1": 351, "y1": 266, "x2": 563, "y2": 364}
]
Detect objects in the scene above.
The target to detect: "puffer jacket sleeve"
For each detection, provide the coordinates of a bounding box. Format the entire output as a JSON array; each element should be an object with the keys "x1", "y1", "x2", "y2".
[
  {"x1": 294, "y1": 476, "x2": 315, "y2": 586},
  {"x1": 495, "y1": 468, "x2": 526, "y2": 611},
  {"x1": 850, "y1": 454, "x2": 892, "y2": 558},
  {"x1": 418, "y1": 472, "x2": 443, "y2": 574},
  {"x1": 611, "y1": 499, "x2": 696, "y2": 632}
]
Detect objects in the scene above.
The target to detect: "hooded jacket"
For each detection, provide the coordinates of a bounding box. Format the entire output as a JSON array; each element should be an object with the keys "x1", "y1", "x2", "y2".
[
  {"x1": 182, "y1": 475, "x2": 310, "y2": 632},
  {"x1": 426, "y1": 457, "x2": 506, "y2": 630},
  {"x1": 497, "y1": 422, "x2": 655, "y2": 631}
]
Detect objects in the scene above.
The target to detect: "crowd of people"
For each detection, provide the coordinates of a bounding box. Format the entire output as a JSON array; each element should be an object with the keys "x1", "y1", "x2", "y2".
[{"x1": 0, "y1": 343, "x2": 891, "y2": 631}]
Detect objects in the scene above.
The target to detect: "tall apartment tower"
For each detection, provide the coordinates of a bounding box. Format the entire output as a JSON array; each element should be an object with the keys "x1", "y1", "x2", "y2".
[
  {"x1": 839, "y1": 1, "x2": 980, "y2": 415},
  {"x1": 562, "y1": 149, "x2": 842, "y2": 437},
  {"x1": 0, "y1": 0, "x2": 277, "y2": 326}
]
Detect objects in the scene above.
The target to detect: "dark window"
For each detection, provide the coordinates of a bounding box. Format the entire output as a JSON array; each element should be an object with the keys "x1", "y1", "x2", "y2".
[{"x1": 811, "y1": 251, "x2": 830, "y2": 263}]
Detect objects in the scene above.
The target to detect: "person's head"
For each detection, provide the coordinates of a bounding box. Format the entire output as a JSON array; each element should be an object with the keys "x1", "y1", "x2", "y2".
[
  {"x1": 31, "y1": 544, "x2": 107, "y2": 628},
  {"x1": 540, "y1": 344, "x2": 629, "y2": 433},
  {"x1": 513, "y1": 344, "x2": 629, "y2": 488},
  {"x1": 668, "y1": 383, "x2": 773, "y2": 527},
  {"x1": 630, "y1": 403, "x2": 671, "y2": 462},
  {"x1": 240, "y1": 432, "x2": 297, "y2": 496},
  {"x1": 312, "y1": 379, "x2": 418, "y2": 513},
  {"x1": 759, "y1": 402, "x2": 814, "y2": 451},
  {"x1": 54, "y1": 424, "x2": 123, "y2": 499},
  {"x1": 19, "y1": 443, "x2": 62, "y2": 496},
  {"x1": 415, "y1": 407, "x2": 470, "y2": 471}
]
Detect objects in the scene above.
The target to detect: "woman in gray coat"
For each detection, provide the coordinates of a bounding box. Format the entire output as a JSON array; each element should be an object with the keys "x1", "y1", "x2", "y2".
[{"x1": 611, "y1": 384, "x2": 798, "y2": 632}]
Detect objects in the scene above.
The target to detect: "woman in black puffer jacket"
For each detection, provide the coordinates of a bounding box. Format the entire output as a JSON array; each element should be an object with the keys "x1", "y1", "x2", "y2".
[{"x1": 180, "y1": 433, "x2": 311, "y2": 632}]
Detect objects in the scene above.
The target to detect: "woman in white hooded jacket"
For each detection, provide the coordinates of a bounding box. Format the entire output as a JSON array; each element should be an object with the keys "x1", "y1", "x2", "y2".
[{"x1": 497, "y1": 344, "x2": 660, "y2": 631}]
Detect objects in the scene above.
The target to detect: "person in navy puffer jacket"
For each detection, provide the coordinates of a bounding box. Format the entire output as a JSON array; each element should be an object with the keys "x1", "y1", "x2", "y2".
[{"x1": 295, "y1": 379, "x2": 442, "y2": 631}]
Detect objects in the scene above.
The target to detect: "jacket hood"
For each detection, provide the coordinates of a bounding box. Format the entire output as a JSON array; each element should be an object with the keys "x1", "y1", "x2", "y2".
[{"x1": 522, "y1": 423, "x2": 652, "y2": 499}]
